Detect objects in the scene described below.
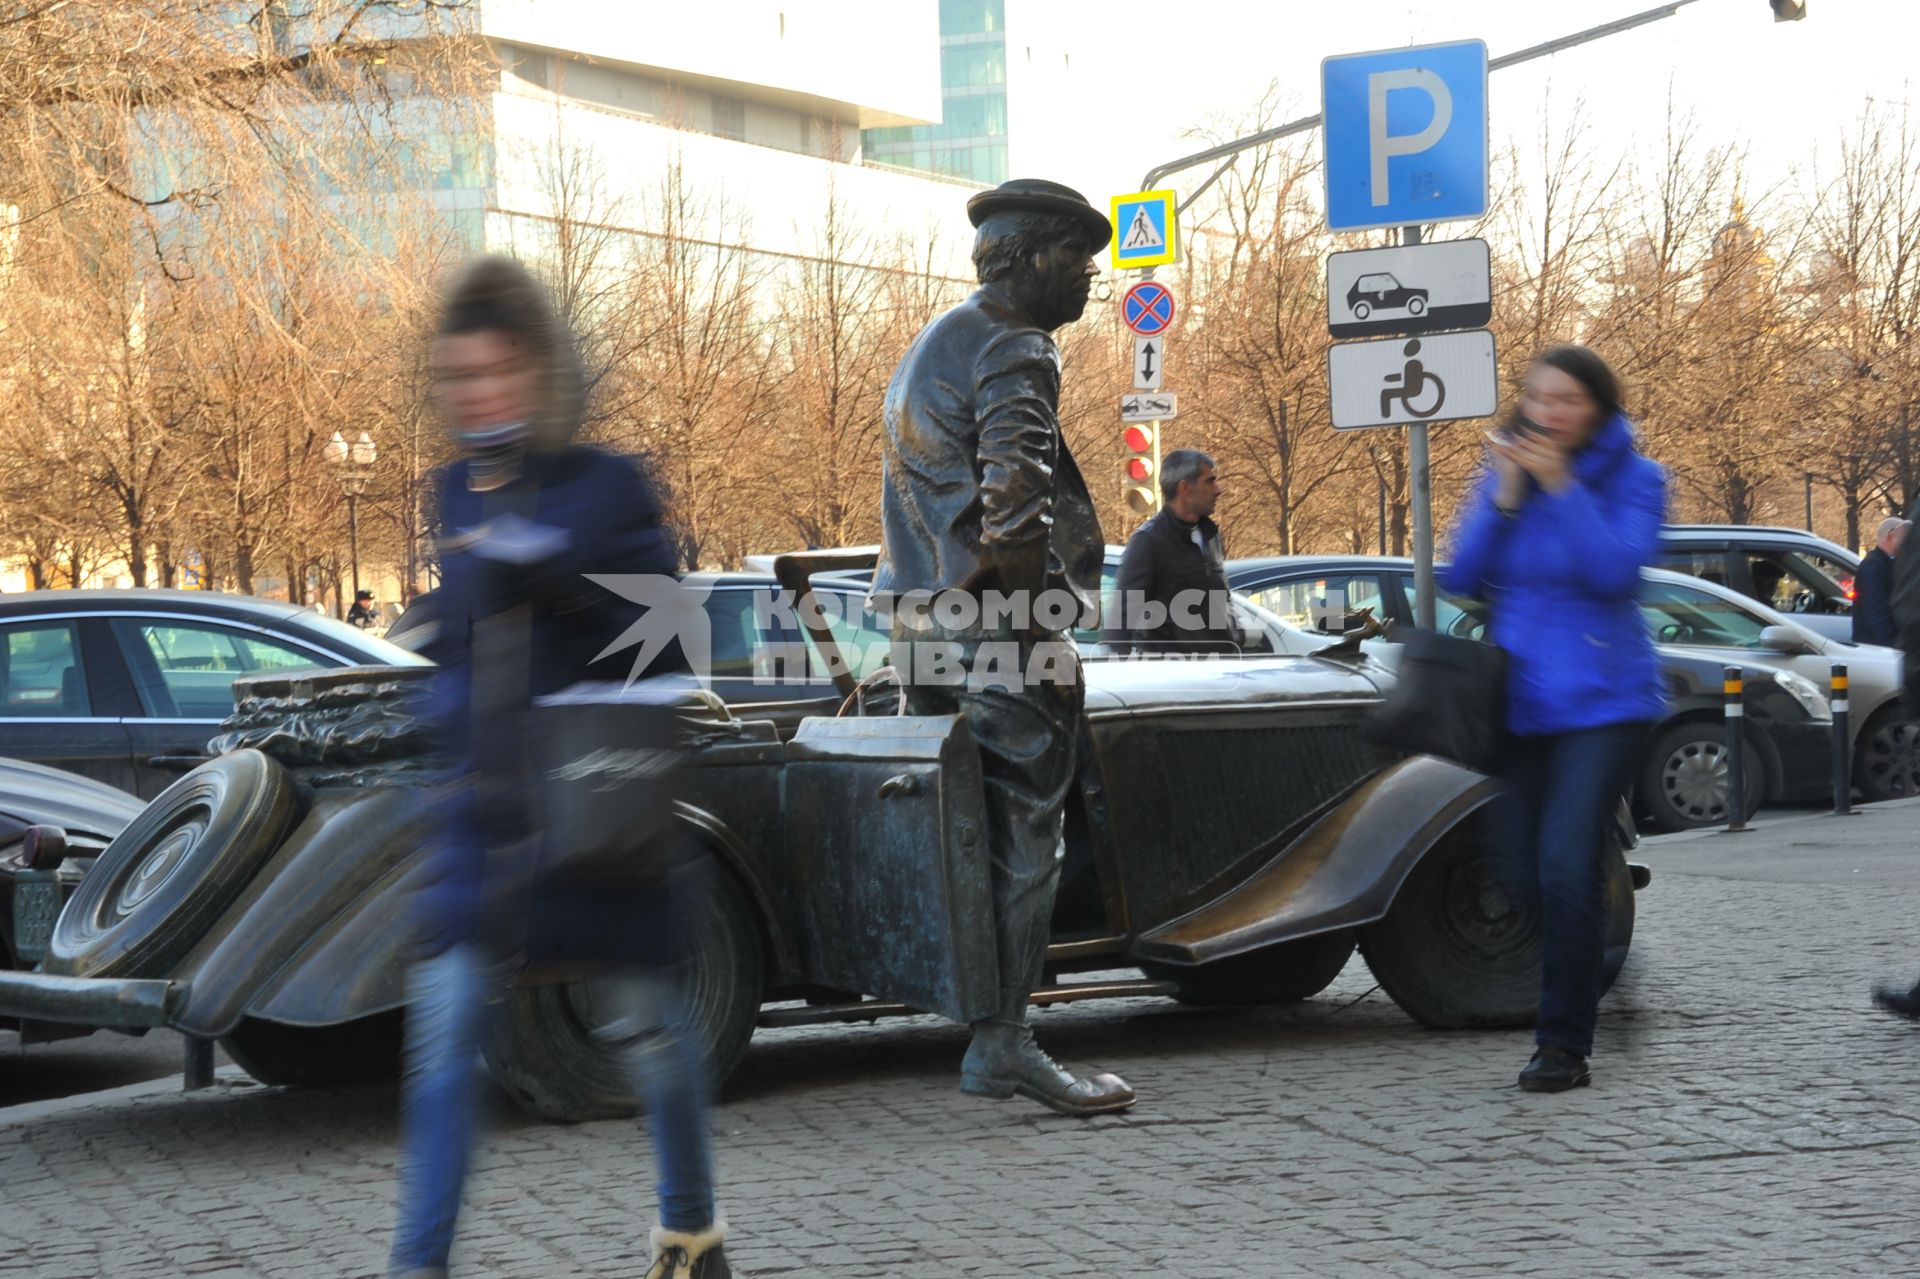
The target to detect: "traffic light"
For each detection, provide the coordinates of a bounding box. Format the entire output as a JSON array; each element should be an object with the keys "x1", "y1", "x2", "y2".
[
  {"x1": 1123, "y1": 422, "x2": 1159, "y2": 516},
  {"x1": 1769, "y1": 0, "x2": 1805, "y2": 19}
]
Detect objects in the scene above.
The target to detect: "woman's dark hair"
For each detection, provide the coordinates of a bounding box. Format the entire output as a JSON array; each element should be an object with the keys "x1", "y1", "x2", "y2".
[{"x1": 1533, "y1": 344, "x2": 1622, "y2": 419}]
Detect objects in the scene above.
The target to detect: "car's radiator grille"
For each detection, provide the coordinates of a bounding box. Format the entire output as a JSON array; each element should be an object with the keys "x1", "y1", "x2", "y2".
[{"x1": 1150, "y1": 720, "x2": 1382, "y2": 904}]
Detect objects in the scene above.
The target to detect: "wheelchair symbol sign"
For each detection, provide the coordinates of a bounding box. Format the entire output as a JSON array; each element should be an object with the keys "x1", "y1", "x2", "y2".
[{"x1": 1327, "y1": 328, "x2": 1497, "y2": 431}]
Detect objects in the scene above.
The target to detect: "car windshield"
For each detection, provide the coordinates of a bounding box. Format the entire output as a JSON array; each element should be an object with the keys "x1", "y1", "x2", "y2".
[
  {"x1": 1640, "y1": 578, "x2": 1772, "y2": 648},
  {"x1": 285, "y1": 613, "x2": 434, "y2": 666}
]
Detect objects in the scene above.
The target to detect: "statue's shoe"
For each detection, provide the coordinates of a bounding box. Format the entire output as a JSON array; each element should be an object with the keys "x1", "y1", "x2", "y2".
[{"x1": 960, "y1": 1030, "x2": 1136, "y2": 1116}]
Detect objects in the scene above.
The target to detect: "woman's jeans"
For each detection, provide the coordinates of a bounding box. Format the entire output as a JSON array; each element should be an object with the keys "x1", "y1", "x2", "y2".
[
  {"x1": 388, "y1": 945, "x2": 717, "y2": 1274},
  {"x1": 1492, "y1": 722, "x2": 1648, "y2": 1058}
]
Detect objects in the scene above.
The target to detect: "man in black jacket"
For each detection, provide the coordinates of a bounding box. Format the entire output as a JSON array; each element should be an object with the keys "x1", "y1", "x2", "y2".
[
  {"x1": 1852, "y1": 517, "x2": 1906, "y2": 646},
  {"x1": 1873, "y1": 507, "x2": 1920, "y2": 1017},
  {"x1": 1106, "y1": 449, "x2": 1234, "y2": 654}
]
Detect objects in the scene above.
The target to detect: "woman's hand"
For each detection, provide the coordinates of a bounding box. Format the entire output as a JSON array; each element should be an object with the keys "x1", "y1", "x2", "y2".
[
  {"x1": 1489, "y1": 442, "x2": 1529, "y2": 511},
  {"x1": 1496, "y1": 432, "x2": 1573, "y2": 496}
]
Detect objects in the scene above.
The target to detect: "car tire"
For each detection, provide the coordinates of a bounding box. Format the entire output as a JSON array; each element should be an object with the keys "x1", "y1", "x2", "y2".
[
  {"x1": 221, "y1": 1009, "x2": 403, "y2": 1088},
  {"x1": 483, "y1": 864, "x2": 764, "y2": 1122},
  {"x1": 1639, "y1": 722, "x2": 1765, "y2": 833},
  {"x1": 1357, "y1": 817, "x2": 1634, "y2": 1030},
  {"x1": 1855, "y1": 707, "x2": 1920, "y2": 802},
  {"x1": 1140, "y1": 931, "x2": 1356, "y2": 1005},
  {"x1": 1352, "y1": 300, "x2": 1372, "y2": 319},
  {"x1": 1407, "y1": 296, "x2": 1427, "y2": 315},
  {"x1": 47, "y1": 751, "x2": 300, "y2": 978}
]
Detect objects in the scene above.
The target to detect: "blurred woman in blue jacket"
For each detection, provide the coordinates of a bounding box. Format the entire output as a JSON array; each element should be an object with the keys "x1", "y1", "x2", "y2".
[
  {"x1": 389, "y1": 256, "x2": 735, "y2": 1279},
  {"x1": 1441, "y1": 345, "x2": 1667, "y2": 1094}
]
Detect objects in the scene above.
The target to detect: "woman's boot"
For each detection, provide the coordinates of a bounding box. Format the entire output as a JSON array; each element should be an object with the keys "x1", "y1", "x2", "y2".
[{"x1": 646, "y1": 1221, "x2": 732, "y2": 1279}]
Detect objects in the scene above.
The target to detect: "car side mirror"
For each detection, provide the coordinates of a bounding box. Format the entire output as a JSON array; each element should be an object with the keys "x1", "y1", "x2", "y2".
[{"x1": 1759, "y1": 625, "x2": 1818, "y2": 656}]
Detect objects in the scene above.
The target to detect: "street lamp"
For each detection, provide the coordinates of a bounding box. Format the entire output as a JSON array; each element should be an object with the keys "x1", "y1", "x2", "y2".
[{"x1": 324, "y1": 429, "x2": 378, "y2": 605}]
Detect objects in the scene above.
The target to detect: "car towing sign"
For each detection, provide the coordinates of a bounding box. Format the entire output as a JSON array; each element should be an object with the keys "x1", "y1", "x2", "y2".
[{"x1": 1327, "y1": 238, "x2": 1491, "y2": 339}]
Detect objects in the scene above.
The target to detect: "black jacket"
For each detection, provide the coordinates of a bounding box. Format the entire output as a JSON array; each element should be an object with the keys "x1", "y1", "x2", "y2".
[
  {"x1": 1854, "y1": 546, "x2": 1897, "y2": 646},
  {"x1": 1105, "y1": 510, "x2": 1235, "y2": 653}
]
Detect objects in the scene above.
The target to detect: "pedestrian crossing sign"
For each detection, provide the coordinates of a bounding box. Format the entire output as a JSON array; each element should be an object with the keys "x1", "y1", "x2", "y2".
[{"x1": 1109, "y1": 189, "x2": 1178, "y2": 270}]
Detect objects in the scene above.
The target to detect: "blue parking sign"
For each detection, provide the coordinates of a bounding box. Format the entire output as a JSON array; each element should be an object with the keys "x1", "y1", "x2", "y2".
[{"x1": 1322, "y1": 39, "x2": 1487, "y2": 233}]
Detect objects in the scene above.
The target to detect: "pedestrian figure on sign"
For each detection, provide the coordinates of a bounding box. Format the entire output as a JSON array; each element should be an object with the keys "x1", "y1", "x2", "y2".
[
  {"x1": 1441, "y1": 345, "x2": 1667, "y2": 1094},
  {"x1": 1852, "y1": 517, "x2": 1907, "y2": 647},
  {"x1": 387, "y1": 255, "x2": 738, "y2": 1279}
]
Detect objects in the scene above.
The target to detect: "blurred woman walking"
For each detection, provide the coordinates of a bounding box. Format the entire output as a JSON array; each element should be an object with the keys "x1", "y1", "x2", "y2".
[{"x1": 1442, "y1": 345, "x2": 1668, "y2": 1093}]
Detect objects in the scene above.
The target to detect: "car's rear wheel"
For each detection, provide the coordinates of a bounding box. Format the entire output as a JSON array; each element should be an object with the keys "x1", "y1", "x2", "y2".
[
  {"x1": 1352, "y1": 300, "x2": 1373, "y2": 319},
  {"x1": 1639, "y1": 722, "x2": 1764, "y2": 833},
  {"x1": 1856, "y1": 707, "x2": 1920, "y2": 802},
  {"x1": 47, "y1": 751, "x2": 300, "y2": 978},
  {"x1": 1357, "y1": 817, "x2": 1634, "y2": 1030},
  {"x1": 221, "y1": 1010, "x2": 403, "y2": 1088},
  {"x1": 484, "y1": 864, "x2": 764, "y2": 1121},
  {"x1": 1140, "y1": 931, "x2": 1356, "y2": 1005}
]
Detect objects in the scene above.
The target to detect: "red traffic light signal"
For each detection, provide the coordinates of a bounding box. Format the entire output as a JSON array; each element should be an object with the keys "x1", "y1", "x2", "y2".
[{"x1": 1123, "y1": 423, "x2": 1159, "y2": 516}]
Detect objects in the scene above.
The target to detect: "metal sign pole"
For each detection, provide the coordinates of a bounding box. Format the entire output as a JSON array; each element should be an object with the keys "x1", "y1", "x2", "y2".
[{"x1": 1403, "y1": 223, "x2": 1436, "y2": 630}]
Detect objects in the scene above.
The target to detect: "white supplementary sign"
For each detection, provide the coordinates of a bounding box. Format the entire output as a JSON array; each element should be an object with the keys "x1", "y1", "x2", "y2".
[
  {"x1": 1326, "y1": 329, "x2": 1498, "y2": 430},
  {"x1": 1326, "y1": 238, "x2": 1492, "y2": 339},
  {"x1": 1133, "y1": 337, "x2": 1164, "y2": 390},
  {"x1": 1121, "y1": 391, "x2": 1178, "y2": 422}
]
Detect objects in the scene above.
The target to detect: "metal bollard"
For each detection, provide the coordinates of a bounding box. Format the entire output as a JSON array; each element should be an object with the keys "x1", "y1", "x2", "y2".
[
  {"x1": 1724, "y1": 665, "x2": 1750, "y2": 833},
  {"x1": 1831, "y1": 662, "x2": 1853, "y2": 815}
]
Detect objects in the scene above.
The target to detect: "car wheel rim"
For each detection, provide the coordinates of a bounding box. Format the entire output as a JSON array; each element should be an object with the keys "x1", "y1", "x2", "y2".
[
  {"x1": 1440, "y1": 852, "x2": 1537, "y2": 964},
  {"x1": 1662, "y1": 740, "x2": 1728, "y2": 821},
  {"x1": 1864, "y1": 722, "x2": 1920, "y2": 796},
  {"x1": 109, "y1": 808, "x2": 211, "y2": 921}
]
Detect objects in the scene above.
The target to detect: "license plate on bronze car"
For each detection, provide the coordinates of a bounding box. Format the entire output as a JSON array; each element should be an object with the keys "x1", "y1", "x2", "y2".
[{"x1": 13, "y1": 876, "x2": 60, "y2": 964}]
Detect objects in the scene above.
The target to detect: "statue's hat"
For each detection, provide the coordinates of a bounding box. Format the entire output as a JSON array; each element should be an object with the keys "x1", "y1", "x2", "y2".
[{"x1": 966, "y1": 179, "x2": 1113, "y2": 251}]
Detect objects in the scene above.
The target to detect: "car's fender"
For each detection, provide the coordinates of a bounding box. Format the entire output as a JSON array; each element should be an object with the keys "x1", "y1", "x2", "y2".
[
  {"x1": 1132, "y1": 755, "x2": 1497, "y2": 966},
  {"x1": 176, "y1": 795, "x2": 794, "y2": 1034}
]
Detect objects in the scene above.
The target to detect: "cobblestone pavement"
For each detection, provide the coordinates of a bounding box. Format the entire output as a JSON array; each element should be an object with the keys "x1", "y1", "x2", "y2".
[{"x1": 3, "y1": 803, "x2": 1920, "y2": 1278}]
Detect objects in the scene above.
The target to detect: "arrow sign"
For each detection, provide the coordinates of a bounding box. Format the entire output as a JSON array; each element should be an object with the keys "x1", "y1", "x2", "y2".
[
  {"x1": 1121, "y1": 392, "x2": 1178, "y2": 422},
  {"x1": 1133, "y1": 337, "x2": 1163, "y2": 390}
]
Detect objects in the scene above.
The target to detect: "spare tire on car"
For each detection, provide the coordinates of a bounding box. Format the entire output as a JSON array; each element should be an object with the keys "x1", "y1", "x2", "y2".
[{"x1": 46, "y1": 750, "x2": 301, "y2": 979}]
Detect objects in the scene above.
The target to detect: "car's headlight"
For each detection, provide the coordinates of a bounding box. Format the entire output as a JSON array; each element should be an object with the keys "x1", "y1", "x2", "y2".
[{"x1": 1773, "y1": 669, "x2": 1833, "y2": 723}]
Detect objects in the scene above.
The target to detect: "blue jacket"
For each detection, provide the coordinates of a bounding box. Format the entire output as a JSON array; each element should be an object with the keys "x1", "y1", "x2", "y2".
[
  {"x1": 1440, "y1": 412, "x2": 1668, "y2": 737},
  {"x1": 415, "y1": 446, "x2": 680, "y2": 959}
]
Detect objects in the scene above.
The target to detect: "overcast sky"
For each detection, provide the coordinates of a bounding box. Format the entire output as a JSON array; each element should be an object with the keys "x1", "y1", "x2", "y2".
[{"x1": 1006, "y1": 0, "x2": 1914, "y2": 219}]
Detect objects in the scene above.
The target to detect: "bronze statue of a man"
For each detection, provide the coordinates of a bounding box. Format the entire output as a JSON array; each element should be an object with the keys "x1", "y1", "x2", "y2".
[{"x1": 871, "y1": 179, "x2": 1133, "y2": 1116}]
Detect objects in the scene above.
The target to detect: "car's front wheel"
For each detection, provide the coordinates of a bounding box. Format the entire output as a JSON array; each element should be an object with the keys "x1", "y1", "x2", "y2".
[
  {"x1": 483, "y1": 863, "x2": 764, "y2": 1121},
  {"x1": 1407, "y1": 296, "x2": 1427, "y2": 315},
  {"x1": 1856, "y1": 707, "x2": 1920, "y2": 802},
  {"x1": 1639, "y1": 721, "x2": 1765, "y2": 832},
  {"x1": 1140, "y1": 930, "x2": 1356, "y2": 1005},
  {"x1": 1357, "y1": 816, "x2": 1634, "y2": 1030}
]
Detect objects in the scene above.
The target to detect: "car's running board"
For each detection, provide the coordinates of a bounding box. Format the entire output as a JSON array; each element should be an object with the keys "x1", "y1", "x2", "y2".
[{"x1": 756, "y1": 977, "x2": 1177, "y2": 1029}]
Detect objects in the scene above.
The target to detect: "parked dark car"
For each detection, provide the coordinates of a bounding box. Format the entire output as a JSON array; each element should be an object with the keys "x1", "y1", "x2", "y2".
[
  {"x1": 0, "y1": 591, "x2": 432, "y2": 798},
  {"x1": 1655, "y1": 525, "x2": 1860, "y2": 643},
  {"x1": 0, "y1": 757, "x2": 141, "y2": 983},
  {"x1": 1345, "y1": 271, "x2": 1429, "y2": 320},
  {"x1": 0, "y1": 556, "x2": 1644, "y2": 1119},
  {"x1": 1226, "y1": 556, "x2": 1835, "y2": 831}
]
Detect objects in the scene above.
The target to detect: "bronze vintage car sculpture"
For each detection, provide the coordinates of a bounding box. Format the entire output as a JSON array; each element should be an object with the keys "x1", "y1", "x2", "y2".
[{"x1": 0, "y1": 558, "x2": 1642, "y2": 1120}]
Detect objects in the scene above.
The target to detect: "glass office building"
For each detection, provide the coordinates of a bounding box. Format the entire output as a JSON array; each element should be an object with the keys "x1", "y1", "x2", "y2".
[{"x1": 862, "y1": 0, "x2": 1008, "y2": 186}]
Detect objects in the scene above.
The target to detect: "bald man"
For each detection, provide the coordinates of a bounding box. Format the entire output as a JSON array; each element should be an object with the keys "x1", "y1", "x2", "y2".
[{"x1": 1853, "y1": 516, "x2": 1908, "y2": 646}]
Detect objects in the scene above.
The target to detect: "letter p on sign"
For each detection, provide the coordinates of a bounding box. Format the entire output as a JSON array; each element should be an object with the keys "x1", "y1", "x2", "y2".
[{"x1": 1322, "y1": 39, "x2": 1487, "y2": 233}]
